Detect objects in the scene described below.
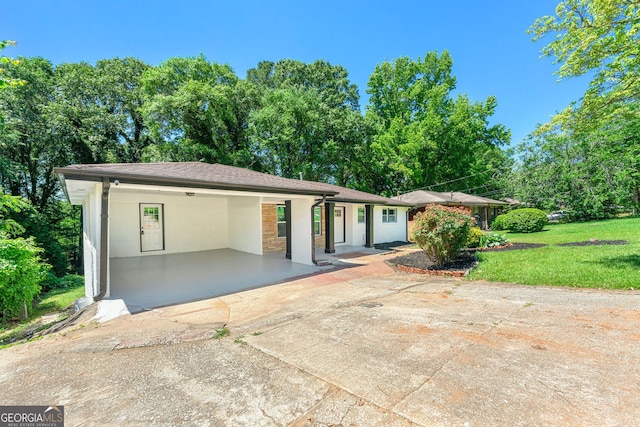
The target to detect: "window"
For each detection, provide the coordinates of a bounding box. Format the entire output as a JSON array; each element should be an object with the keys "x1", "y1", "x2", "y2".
[
  {"x1": 382, "y1": 208, "x2": 397, "y2": 223},
  {"x1": 314, "y1": 207, "x2": 321, "y2": 236},
  {"x1": 357, "y1": 207, "x2": 365, "y2": 224},
  {"x1": 277, "y1": 205, "x2": 287, "y2": 238}
]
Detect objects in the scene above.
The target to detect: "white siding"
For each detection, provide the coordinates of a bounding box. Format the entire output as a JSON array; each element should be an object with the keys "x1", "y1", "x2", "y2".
[
  {"x1": 109, "y1": 189, "x2": 229, "y2": 258},
  {"x1": 374, "y1": 206, "x2": 409, "y2": 244},
  {"x1": 345, "y1": 204, "x2": 366, "y2": 246},
  {"x1": 290, "y1": 197, "x2": 315, "y2": 265},
  {"x1": 228, "y1": 196, "x2": 262, "y2": 255},
  {"x1": 82, "y1": 183, "x2": 102, "y2": 298}
]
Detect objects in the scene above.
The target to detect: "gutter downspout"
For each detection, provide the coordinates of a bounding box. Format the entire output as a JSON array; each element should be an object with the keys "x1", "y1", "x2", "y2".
[
  {"x1": 311, "y1": 195, "x2": 326, "y2": 265},
  {"x1": 95, "y1": 177, "x2": 110, "y2": 301}
]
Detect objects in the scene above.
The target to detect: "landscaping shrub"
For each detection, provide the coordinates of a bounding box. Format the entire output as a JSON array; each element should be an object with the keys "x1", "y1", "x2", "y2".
[
  {"x1": 0, "y1": 237, "x2": 49, "y2": 319},
  {"x1": 502, "y1": 208, "x2": 548, "y2": 233},
  {"x1": 480, "y1": 232, "x2": 509, "y2": 248},
  {"x1": 41, "y1": 273, "x2": 84, "y2": 293},
  {"x1": 411, "y1": 204, "x2": 474, "y2": 266},
  {"x1": 466, "y1": 226, "x2": 484, "y2": 248},
  {"x1": 491, "y1": 214, "x2": 508, "y2": 231}
]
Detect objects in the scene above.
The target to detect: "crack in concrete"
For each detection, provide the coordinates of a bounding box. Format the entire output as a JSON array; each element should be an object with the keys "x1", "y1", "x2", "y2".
[
  {"x1": 392, "y1": 303, "x2": 526, "y2": 413},
  {"x1": 536, "y1": 379, "x2": 574, "y2": 407},
  {"x1": 240, "y1": 340, "x2": 423, "y2": 426}
]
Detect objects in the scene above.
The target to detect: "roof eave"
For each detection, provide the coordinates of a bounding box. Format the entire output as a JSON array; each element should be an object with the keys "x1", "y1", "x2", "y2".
[{"x1": 54, "y1": 167, "x2": 338, "y2": 197}]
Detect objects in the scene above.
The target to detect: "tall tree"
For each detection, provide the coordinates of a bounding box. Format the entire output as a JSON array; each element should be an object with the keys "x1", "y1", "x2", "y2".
[
  {"x1": 529, "y1": 0, "x2": 640, "y2": 130},
  {"x1": 94, "y1": 57, "x2": 153, "y2": 163},
  {"x1": 141, "y1": 55, "x2": 256, "y2": 166},
  {"x1": 364, "y1": 51, "x2": 510, "y2": 195},
  {"x1": 0, "y1": 57, "x2": 70, "y2": 210},
  {"x1": 508, "y1": 116, "x2": 640, "y2": 218},
  {"x1": 246, "y1": 59, "x2": 366, "y2": 183}
]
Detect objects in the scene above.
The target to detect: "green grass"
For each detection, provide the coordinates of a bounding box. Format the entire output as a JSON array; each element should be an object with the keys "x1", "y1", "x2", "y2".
[
  {"x1": 468, "y1": 217, "x2": 640, "y2": 289},
  {"x1": 34, "y1": 285, "x2": 85, "y2": 316},
  {"x1": 0, "y1": 284, "x2": 84, "y2": 338}
]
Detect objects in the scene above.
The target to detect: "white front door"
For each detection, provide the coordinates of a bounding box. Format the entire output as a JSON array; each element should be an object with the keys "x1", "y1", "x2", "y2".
[
  {"x1": 140, "y1": 203, "x2": 164, "y2": 252},
  {"x1": 334, "y1": 206, "x2": 345, "y2": 243}
]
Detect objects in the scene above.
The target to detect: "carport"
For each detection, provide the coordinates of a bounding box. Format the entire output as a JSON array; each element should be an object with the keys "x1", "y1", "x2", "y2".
[
  {"x1": 109, "y1": 249, "x2": 331, "y2": 309},
  {"x1": 109, "y1": 245, "x2": 384, "y2": 310}
]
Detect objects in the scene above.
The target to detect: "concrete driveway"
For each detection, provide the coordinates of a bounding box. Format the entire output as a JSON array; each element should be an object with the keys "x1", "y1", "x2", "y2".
[{"x1": 1, "y1": 251, "x2": 639, "y2": 426}]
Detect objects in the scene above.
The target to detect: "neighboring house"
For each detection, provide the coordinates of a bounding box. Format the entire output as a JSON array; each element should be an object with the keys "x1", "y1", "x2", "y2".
[
  {"x1": 55, "y1": 162, "x2": 411, "y2": 301},
  {"x1": 394, "y1": 190, "x2": 508, "y2": 231}
]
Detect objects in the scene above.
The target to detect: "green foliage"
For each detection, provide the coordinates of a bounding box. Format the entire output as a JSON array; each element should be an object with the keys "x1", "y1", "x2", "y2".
[
  {"x1": 41, "y1": 273, "x2": 84, "y2": 293},
  {"x1": 363, "y1": 51, "x2": 510, "y2": 195},
  {"x1": 529, "y1": 0, "x2": 640, "y2": 130},
  {"x1": 246, "y1": 59, "x2": 365, "y2": 184},
  {"x1": 466, "y1": 227, "x2": 484, "y2": 248},
  {"x1": 0, "y1": 237, "x2": 48, "y2": 319},
  {"x1": 491, "y1": 214, "x2": 509, "y2": 231},
  {"x1": 507, "y1": 118, "x2": 639, "y2": 219},
  {"x1": 0, "y1": 40, "x2": 25, "y2": 91},
  {"x1": 411, "y1": 205, "x2": 474, "y2": 266},
  {"x1": 479, "y1": 232, "x2": 509, "y2": 248},
  {"x1": 499, "y1": 208, "x2": 548, "y2": 233},
  {"x1": 141, "y1": 55, "x2": 254, "y2": 166}
]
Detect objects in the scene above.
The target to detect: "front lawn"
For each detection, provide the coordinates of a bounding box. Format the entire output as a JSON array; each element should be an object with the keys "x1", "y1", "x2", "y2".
[{"x1": 468, "y1": 217, "x2": 640, "y2": 289}]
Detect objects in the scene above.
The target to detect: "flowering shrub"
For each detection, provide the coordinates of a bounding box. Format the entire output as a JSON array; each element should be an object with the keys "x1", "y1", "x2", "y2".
[{"x1": 411, "y1": 204, "x2": 474, "y2": 266}]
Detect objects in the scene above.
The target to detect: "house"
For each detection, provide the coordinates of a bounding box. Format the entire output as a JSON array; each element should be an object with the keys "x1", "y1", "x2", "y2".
[
  {"x1": 55, "y1": 162, "x2": 411, "y2": 304},
  {"x1": 394, "y1": 190, "x2": 508, "y2": 231}
]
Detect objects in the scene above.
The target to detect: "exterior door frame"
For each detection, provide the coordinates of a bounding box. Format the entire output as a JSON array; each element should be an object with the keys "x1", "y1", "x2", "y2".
[
  {"x1": 139, "y1": 203, "x2": 165, "y2": 252},
  {"x1": 334, "y1": 206, "x2": 346, "y2": 244}
]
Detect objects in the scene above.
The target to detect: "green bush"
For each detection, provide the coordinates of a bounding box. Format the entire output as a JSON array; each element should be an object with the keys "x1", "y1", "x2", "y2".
[
  {"x1": 466, "y1": 227, "x2": 484, "y2": 248},
  {"x1": 411, "y1": 204, "x2": 474, "y2": 266},
  {"x1": 0, "y1": 237, "x2": 49, "y2": 319},
  {"x1": 491, "y1": 214, "x2": 509, "y2": 231},
  {"x1": 502, "y1": 208, "x2": 548, "y2": 233},
  {"x1": 41, "y1": 273, "x2": 84, "y2": 293}
]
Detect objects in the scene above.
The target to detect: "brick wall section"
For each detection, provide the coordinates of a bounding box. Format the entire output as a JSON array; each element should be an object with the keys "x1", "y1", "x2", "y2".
[{"x1": 261, "y1": 203, "x2": 326, "y2": 254}]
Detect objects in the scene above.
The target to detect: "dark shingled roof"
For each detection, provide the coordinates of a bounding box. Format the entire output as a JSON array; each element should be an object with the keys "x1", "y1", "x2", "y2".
[{"x1": 55, "y1": 162, "x2": 410, "y2": 206}]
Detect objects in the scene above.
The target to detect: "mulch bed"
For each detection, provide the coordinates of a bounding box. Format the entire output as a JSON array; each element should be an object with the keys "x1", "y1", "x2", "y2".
[
  {"x1": 556, "y1": 240, "x2": 628, "y2": 247},
  {"x1": 475, "y1": 242, "x2": 548, "y2": 252},
  {"x1": 386, "y1": 251, "x2": 478, "y2": 278}
]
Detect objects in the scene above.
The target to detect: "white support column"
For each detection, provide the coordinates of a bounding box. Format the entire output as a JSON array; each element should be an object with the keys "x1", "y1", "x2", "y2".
[{"x1": 290, "y1": 197, "x2": 314, "y2": 265}]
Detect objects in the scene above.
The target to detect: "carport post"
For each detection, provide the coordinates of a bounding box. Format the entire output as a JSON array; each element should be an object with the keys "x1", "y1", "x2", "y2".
[
  {"x1": 324, "y1": 202, "x2": 335, "y2": 253},
  {"x1": 285, "y1": 200, "x2": 292, "y2": 259},
  {"x1": 365, "y1": 204, "x2": 374, "y2": 248}
]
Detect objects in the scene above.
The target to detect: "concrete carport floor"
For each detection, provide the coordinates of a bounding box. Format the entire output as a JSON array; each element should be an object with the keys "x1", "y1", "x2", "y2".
[
  {"x1": 1, "y1": 250, "x2": 639, "y2": 426},
  {"x1": 107, "y1": 246, "x2": 383, "y2": 312}
]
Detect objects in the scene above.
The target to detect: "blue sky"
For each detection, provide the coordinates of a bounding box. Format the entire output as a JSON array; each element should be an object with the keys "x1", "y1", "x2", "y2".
[{"x1": 2, "y1": 0, "x2": 591, "y2": 146}]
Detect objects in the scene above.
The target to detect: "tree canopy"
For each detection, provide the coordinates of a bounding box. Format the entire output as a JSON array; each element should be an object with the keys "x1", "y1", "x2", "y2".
[
  {"x1": 363, "y1": 51, "x2": 510, "y2": 195},
  {"x1": 511, "y1": 0, "x2": 640, "y2": 218},
  {"x1": 529, "y1": 0, "x2": 640, "y2": 130}
]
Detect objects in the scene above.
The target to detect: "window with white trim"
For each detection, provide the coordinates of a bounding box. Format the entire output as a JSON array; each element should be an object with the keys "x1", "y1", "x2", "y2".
[
  {"x1": 382, "y1": 208, "x2": 397, "y2": 223},
  {"x1": 357, "y1": 207, "x2": 365, "y2": 223}
]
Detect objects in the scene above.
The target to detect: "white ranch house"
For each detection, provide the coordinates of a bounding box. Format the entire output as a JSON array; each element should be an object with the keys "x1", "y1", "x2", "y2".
[{"x1": 56, "y1": 162, "x2": 410, "y2": 306}]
